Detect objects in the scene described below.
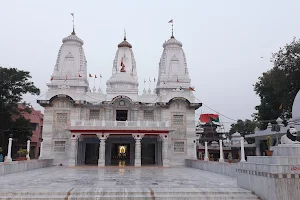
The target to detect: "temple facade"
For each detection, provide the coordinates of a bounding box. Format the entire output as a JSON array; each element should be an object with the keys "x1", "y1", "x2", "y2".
[{"x1": 38, "y1": 29, "x2": 201, "y2": 167}]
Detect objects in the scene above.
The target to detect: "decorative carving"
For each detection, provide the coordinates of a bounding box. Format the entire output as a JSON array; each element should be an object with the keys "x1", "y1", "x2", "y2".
[
  {"x1": 281, "y1": 127, "x2": 300, "y2": 144},
  {"x1": 58, "y1": 84, "x2": 71, "y2": 89}
]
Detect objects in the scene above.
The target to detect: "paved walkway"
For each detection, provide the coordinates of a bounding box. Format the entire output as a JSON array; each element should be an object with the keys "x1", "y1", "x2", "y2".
[{"x1": 0, "y1": 166, "x2": 237, "y2": 189}]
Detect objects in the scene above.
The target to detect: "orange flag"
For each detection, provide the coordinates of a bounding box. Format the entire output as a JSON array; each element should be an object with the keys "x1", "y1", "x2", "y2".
[{"x1": 89, "y1": 73, "x2": 92, "y2": 77}]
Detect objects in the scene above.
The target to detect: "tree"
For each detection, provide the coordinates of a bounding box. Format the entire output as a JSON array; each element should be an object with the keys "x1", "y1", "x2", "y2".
[
  {"x1": 229, "y1": 119, "x2": 257, "y2": 143},
  {"x1": 254, "y1": 38, "x2": 300, "y2": 129},
  {"x1": 0, "y1": 67, "x2": 40, "y2": 154}
]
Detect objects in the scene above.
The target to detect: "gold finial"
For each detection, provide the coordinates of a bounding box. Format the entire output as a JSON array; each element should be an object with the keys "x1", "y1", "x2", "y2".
[
  {"x1": 71, "y1": 13, "x2": 75, "y2": 35},
  {"x1": 124, "y1": 29, "x2": 126, "y2": 40}
]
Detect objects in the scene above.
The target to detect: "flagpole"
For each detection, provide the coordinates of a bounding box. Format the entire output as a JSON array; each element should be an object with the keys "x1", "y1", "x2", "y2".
[{"x1": 94, "y1": 76, "x2": 95, "y2": 89}]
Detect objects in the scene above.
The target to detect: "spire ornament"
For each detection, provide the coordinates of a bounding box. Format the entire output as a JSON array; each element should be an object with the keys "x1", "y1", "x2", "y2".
[
  {"x1": 71, "y1": 13, "x2": 75, "y2": 35},
  {"x1": 168, "y1": 19, "x2": 174, "y2": 38}
]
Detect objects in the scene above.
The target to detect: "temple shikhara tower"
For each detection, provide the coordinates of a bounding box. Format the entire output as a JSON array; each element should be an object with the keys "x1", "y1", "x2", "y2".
[{"x1": 38, "y1": 27, "x2": 201, "y2": 167}]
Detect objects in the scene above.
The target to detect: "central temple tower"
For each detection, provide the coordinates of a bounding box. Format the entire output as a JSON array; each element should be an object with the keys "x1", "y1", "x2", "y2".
[{"x1": 106, "y1": 35, "x2": 139, "y2": 100}]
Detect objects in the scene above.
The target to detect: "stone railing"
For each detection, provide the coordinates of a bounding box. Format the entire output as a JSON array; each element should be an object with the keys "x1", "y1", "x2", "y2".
[
  {"x1": 0, "y1": 159, "x2": 53, "y2": 176},
  {"x1": 185, "y1": 159, "x2": 237, "y2": 178},
  {"x1": 71, "y1": 120, "x2": 170, "y2": 128}
]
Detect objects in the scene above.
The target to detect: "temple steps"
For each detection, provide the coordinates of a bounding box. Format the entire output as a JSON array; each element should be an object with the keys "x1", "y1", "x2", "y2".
[{"x1": 0, "y1": 187, "x2": 259, "y2": 199}]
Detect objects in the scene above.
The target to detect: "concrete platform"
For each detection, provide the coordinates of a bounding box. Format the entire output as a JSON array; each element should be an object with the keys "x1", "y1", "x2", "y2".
[{"x1": 0, "y1": 166, "x2": 258, "y2": 199}]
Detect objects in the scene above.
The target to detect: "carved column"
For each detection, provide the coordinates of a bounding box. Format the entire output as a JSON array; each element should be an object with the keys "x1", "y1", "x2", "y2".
[
  {"x1": 105, "y1": 107, "x2": 111, "y2": 121},
  {"x1": 97, "y1": 134, "x2": 109, "y2": 166},
  {"x1": 39, "y1": 139, "x2": 43, "y2": 159},
  {"x1": 219, "y1": 140, "x2": 224, "y2": 163},
  {"x1": 160, "y1": 134, "x2": 169, "y2": 167},
  {"x1": 5, "y1": 136, "x2": 13, "y2": 162},
  {"x1": 240, "y1": 137, "x2": 246, "y2": 162},
  {"x1": 204, "y1": 142, "x2": 209, "y2": 161},
  {"x1": 133, "y1": 134, "x2": 144, "y2": 166},
  {"x1": 68, "y1": 134, "x2": 79, "y2": 167},
  {"x1": 26, "y1": 139, "x2": 31, "y2": 160},
  {"x1": 132, "y1": 109, "x2": 139, "y2": 121}
]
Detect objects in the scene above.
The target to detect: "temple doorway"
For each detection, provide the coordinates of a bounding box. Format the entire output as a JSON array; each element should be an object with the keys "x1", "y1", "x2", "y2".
[
  {"x1": 111, "y1": 143, "x2": 131, "y2": 166},
  {"x1": 85, "y1": 143, "x2": 99, "y2": 165},
  {"x1": 141, "y1": 143, "x2": 155, "y2": 165}
]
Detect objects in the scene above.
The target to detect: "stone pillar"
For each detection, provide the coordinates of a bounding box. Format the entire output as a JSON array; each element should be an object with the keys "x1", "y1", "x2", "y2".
[
  {"x1": 240, "y1": 137, "x2": 246, "y2": 162},
  {"x1": 204, "y1": 142, "x2": 209, "y2": 161},
  {"x1": 39, "y1": 140, "x2": 43, "y2": 159},
  {"x1": 68, "y1": 134, "x2": 79, "y2": 166},
  {"x1": 219, "y1": 140, "x2": 224, "y2": 162},
  {"x1": 255, "y1": 138, "x2": 261, "y2": 156},
  {"x1": 97, "y1": 134, "x2": 109, "y2": 166},
  {"x1": 26, "y1": 140, "x2": 31, "y2": 160},
  {"x1": 105, "y1": 108, "x2": 111, "y2": 121},
  {"x1": 159, "y1": 134, "x2": 169, "y2": 167},
  {"x1": 133, "y1": 109, "x2": 138, "y2": 121},
  {"x1": 133, "y1": 134, "x2": 144, "y2": 166},
  {"x1": 5, "y1": 137, "x2": 13, "y2": 162}
]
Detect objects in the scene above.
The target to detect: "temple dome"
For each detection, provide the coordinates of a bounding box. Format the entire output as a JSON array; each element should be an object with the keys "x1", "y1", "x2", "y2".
[
  {"x1": 118, "y1": 37, "x2": 132, "y2": 48},
  {"x1": 62, "y1": 32, "x2": 84, "y2": 45},
  {"x1": 106, "y1": 72, "x2": 138, "y2": 86},
  {"x1": 292, "y1": 90, "x2": 300, "y2": 121},
  {"x1": 163, "y1": 36, "x2": 182, "y2": 48}
]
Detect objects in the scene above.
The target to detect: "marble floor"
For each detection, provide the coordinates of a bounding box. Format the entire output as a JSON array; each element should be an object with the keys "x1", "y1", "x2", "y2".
[
  {"x1": 0, "y1": 167, "x2": 260, "y2": 199},
  {"x1": 0, "y1": 166, "x2": 237, "y2": 189}
]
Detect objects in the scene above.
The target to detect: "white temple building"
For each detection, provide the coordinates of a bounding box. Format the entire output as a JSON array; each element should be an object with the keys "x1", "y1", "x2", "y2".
[{"x1": 38, "y1": 28, "x2": 201, "y2": 167}]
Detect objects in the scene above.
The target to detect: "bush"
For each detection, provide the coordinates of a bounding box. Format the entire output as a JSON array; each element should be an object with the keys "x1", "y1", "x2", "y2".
[{"x1": 17, "y1": 149, "x2": 28, "y2": 157}]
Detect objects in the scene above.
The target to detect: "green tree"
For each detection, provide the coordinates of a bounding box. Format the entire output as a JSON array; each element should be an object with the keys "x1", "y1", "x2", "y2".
[
  {"x1": 229, "y1": 119, "x2": 257, "y2": 143},
  {"x1": 0, "y1": 67, "x2": 40, "y2": 154},
  {"x1": 254, "y1": 38, "x2": 300, "y2": 129}
]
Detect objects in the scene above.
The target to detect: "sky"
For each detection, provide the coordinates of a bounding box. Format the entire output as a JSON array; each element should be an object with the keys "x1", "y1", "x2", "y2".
[{"x1": 1, "y1": 0, "x2": 300, "y2": 131}]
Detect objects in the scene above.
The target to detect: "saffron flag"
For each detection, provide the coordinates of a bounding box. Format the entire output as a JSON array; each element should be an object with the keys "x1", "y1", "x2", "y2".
[
  {"x1": 200, "y1": 114, "x2": 220, "y2": 123},
  {"x1": 168, "y1": 19, "x2": 173, "y2": 23},
  {"x1": 50, "y1": 76, "x2": 53, "y2": 81},
  {"x1": 78, "y1": 74, "x2": 82, "y2": 77},
  {"x1": 89, "y1": 73, "x2": 92, "y2": 77},
  {"x1": 189, "y1": 87, "x2": 195, "y2": 91},
  {"x1": 279, "y1": 104, "x2": 283, "y2": 110},
  {"x1": 95, "y1": 75, "x2": 97, "y2": 78}
]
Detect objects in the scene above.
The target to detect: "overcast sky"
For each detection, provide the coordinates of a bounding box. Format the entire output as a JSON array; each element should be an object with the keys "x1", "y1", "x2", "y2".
[{"x1": 1, "y1": 0, "x2": 299, "y2": 131}]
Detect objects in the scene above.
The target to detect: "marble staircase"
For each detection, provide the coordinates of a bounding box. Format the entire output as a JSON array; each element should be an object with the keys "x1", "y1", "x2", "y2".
[{"x1": 0, "y1": 187, "x2": 259, "y2": 199}]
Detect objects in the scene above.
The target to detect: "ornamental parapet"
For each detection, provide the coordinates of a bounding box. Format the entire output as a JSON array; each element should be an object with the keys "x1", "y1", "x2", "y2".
[{"x1": 70, "y1": 120, "x2": 172, "y2": 131}]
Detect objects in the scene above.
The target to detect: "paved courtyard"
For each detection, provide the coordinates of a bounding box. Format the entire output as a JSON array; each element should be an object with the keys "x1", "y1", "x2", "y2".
[
  {"x1": 0, "y1": 166, "x2": 237, "y2": 189},
  {"x1": 0, "y1": 166, "x2": 258, "y2": 199}
]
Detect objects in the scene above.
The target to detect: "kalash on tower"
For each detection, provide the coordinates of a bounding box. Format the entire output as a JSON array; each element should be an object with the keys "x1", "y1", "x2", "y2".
[{"x1": 37, "y1": 23, "x2": 201, "y2": 167}]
